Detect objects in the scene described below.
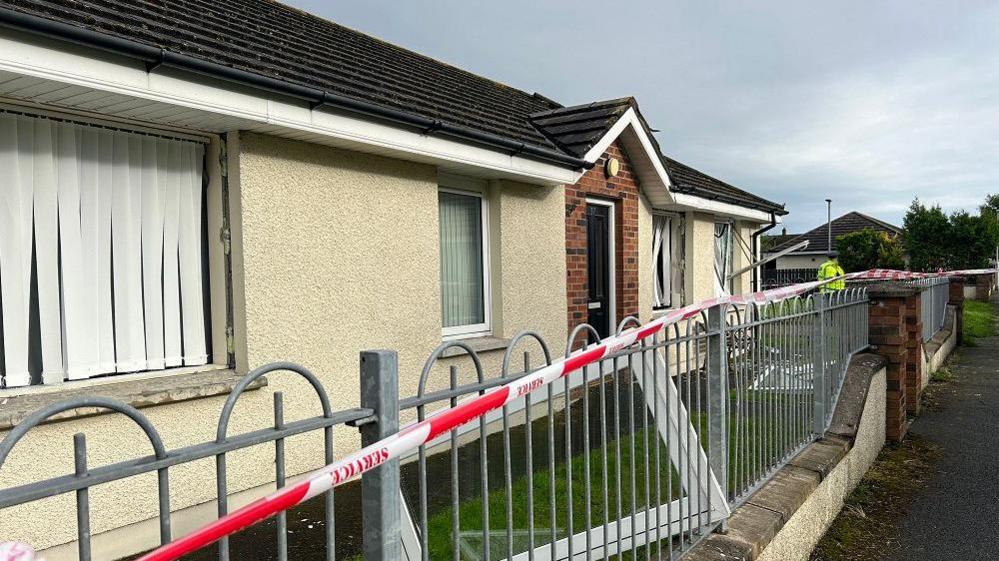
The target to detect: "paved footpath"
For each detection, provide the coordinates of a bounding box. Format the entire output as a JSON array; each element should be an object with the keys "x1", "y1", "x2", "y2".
[{"x1": 887, "y1": 300, "x2": 999, "y2": 561}]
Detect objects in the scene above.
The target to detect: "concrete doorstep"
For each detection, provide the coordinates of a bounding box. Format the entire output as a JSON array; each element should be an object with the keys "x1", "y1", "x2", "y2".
[{"x1": 683, "y1": 353, "x2": 888, "y2": 561}]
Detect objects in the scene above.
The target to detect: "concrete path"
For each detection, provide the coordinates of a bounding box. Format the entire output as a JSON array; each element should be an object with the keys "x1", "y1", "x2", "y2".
[{"x1": 887, "y1": 301, "x2": 999, "y2": 561}]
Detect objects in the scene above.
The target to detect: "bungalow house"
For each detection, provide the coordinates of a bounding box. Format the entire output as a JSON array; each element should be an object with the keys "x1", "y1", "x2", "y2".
[
  {"x1": 523, "y1": 97, "x2": 786, "y2": 338},
  {"x1": 0, "y1": 0, "x2": 784, "y2": 556},
  {"x1": 761, "y1": 212, "x2": 903, "y2": 285}
]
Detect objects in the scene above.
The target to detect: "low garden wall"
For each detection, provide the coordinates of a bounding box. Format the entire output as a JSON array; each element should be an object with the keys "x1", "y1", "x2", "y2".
[{"x1": 685, "y1": 353, "x2": 887, "y2": 561}]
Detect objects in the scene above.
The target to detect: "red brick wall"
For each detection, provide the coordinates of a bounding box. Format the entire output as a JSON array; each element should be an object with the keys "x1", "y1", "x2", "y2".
[
  {"x1": 868, "y1": 294, "x2": 909, "y2": 442},
  {"x1": 903, "y1": 294, "x2": 923, "y2": 415},
  {"x1": 565, "y1": 142, "x2": 640, "y2": 337}
]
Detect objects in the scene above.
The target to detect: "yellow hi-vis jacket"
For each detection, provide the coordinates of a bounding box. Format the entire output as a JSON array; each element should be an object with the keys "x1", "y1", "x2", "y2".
[{"x1": 818, "y1": 259, "x2": 846, "y2": 291}]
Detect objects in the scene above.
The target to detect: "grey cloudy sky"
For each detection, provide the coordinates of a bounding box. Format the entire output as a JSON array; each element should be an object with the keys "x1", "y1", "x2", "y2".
[{"x1": 286, "y1": 1, "x2": 999, "y2": 232}]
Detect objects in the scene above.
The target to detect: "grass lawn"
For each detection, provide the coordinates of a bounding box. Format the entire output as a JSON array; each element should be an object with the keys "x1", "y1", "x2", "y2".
[
  {"x1": 423, "y1": 426, "x2": 684, "y2": 560},
  {"x1": 418, "y1": 396, "x2": 802, "y2": 560},
  {"x1": 963, "y1": 299, "x2": 997, "y2": 343}
]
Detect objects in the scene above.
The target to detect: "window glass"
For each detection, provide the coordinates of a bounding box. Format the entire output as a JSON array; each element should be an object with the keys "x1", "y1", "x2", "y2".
[
  {"x1": 0, "y1": 113, "x2": 209, "y2": 387},
  {"x1": 714, "y1": 222, "x2": 735, "y2": 296},
  {"x1": 653, "y1": 214, "x2": 685, "y2": 308},
  {"x1": 439, "y1": 190, "x2": 485, "y2": 330}
]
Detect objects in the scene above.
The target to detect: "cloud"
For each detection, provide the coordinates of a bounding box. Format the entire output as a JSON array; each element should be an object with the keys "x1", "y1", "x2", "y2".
[{"x1": 285, "y1": 0, "x2": 999, "y2": 231}]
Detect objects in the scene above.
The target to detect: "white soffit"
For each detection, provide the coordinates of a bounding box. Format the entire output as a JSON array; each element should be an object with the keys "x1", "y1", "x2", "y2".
[
  {"x1": 664, "y1": 193, "x2": 774, "y2": 223},
  {"x1": 580, "y1": 106, "x2": 674, "y2": 208},
  {"x1": 0, "y1": 28, "x2": 580, "y2": 186}
]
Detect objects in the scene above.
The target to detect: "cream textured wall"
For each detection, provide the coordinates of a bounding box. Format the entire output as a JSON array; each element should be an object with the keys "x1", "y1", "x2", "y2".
[
  {"x1": 235, "y1": 131, "x2": 443, "y2": 421},
  {"x1": 687, "y1": 212, "x2": 718, "y2": 303},
  {"x1": 0, "y1": 388, "x2": 274, "y2": 554},
  {"x1": 0, "y1": 132, "x2": 569, "y2": 556},
  {"x1": 732, "y1": 221, "x2": 759, "y2": 294},
  {"x1": 493, "y1": 179, "x2": 567, "y2": 343},
  {"x1": 684, "y1": 215, "x2": 763, "y2": 302}
]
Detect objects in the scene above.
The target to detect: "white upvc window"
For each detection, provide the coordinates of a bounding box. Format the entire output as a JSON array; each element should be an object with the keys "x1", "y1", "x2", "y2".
[
  {"x1": 438, "y1": 187, "x2": 491, "y2": 339},
  {"x1": 652, "y1": 213, "x2": 686, "y2": 309},
  {"x1": 714, "y1": 221, "x2": 735, "y2": 296},
  {"x1": 0, "y1": 111, "x2": 213, "y2": 388}
]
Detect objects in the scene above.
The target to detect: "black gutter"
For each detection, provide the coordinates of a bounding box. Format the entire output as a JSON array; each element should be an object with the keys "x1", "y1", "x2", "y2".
[
  {"x1": 0, "y1": 7, "x2": 590, "y2": 170},
  {"x1": 750, "y1": 211, "x2": 779, "y2": 291}
]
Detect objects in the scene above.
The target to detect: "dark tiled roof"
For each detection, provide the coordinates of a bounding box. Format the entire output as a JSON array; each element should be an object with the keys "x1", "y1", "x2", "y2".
[
  {"x1": 771, "y1": 211, "x2": 902, "y2": 254},
  {"x1": 661, "y1": 156, "x2": 787, "y2": 215},
  {"x1": 530, "y1": 97, "x2": 634, "y2": 158},
  {"x1": 0, "y1": 0, "x2": 563, "y2": 150},
  {"x1": 532, "y1": 97, "x2": 786, "y2": 215},
  {"x1": 0, "y1": 0, "x2": 787, "y2": 215}
]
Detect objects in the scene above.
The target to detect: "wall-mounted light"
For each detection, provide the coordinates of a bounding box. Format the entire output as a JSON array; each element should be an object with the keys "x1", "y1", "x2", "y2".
[{"x1": 605, "y1": 157, "x2": 621, "y2": 178}]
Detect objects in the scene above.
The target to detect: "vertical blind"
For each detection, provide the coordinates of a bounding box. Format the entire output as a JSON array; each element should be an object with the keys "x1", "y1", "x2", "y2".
[
  {"x1": 438, "y1": 191, "x2": 485, "y2": 329},
  {"x1": 652, "y1": 214, "x2": 685, "y2": 308},
  {"x1": 0, "y1": 113, "x2": 209, "y2": 388}
]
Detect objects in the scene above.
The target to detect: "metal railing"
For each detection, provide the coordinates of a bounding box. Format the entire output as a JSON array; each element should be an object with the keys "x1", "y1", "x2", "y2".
[
  {"x1": 0, "y1": 363, "x2": 374, "y2": 561},
  {"x1": 762, "y1": 268, "x2": 819, "y2": 289},
  {"x1": 911, "y1": 277, "x2": 949, "y2": 342},
  {"x1": 724, "y1": 289, "x2": 868, "y2": 505},
  {"x1": 0, "y1": 291, "x2": 869, "y2": 561}
]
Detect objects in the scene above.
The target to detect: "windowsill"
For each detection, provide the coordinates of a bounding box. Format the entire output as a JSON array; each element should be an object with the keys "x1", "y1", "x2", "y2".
[
  {"x1": 652, "y1": 306, "x2": 680, "y2": 318},
  {"x1": 439, "y1": 336, "x2": 511, "y2": 358},
  {"x1": 0, "y1": 365, "x2": 267, "y2": 432}
]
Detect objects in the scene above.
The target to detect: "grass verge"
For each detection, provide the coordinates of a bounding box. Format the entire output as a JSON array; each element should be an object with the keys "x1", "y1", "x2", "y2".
[
  {"x1": 963, "y1": 300, "x2": 997, "y2": 343},
  {"x1": 809, "y1": 361, "x2": 956, "y2": 560},
  {"x1": 809, "y1": 434, "x2": 941, "y2": 561}
]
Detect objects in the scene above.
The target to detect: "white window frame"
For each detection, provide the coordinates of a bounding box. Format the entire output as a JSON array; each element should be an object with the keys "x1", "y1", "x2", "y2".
[
  {"x1": 439, "y1": 184, "x2": 492, "y2": 340},
  {"x1": 652, "y1": 212, "x2": 684, "y2": 310},
  {"x1": 714, "y1": 220, "x2": 735, "y2": 296},
  {"x1": 585, "y1": 197, "x2": 616, "y2": 332}
]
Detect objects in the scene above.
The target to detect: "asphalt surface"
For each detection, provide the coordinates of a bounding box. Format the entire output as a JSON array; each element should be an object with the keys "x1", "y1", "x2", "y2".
[{"x1": 887, "y1": 301, "x2": 999, "y2": 561}]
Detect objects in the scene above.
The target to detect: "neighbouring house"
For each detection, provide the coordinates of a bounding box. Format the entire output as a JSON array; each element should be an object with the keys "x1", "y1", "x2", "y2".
[
  {"x1": 0, "y1": 0, "x2": 784, "y2": 556},
  {"x1": 762, "y1": 212, "x2": 903, "y2": 284}
]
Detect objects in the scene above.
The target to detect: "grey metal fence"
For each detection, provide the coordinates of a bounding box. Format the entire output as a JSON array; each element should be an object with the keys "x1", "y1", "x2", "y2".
[
  {"x1": 0, "y1": 362, "x2": 375, "y2": 561},
  {"x1": 0, "y1": 291, "x2": 869, "y2": 561},
  {"x1": 724, "y1": 289, "x2": 868, "y2": 505},
  {"x1": 761, "y1": 268, "x2": 818, "y2": 289},
  {"x1": 911, "y1": 278, "x2": 950, "y2": 342}
]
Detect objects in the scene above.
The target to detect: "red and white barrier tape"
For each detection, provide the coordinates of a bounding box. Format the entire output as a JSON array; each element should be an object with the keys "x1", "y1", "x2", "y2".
[
  {"x1": 0, "y1": 543, "x2": 40, "y2": 561},
  {"x1": 137, "y1": 268, "x2": 995, "y2": 561},
  {"x1": 848, "y1": 267, "x2": 998, "y2": 281}
]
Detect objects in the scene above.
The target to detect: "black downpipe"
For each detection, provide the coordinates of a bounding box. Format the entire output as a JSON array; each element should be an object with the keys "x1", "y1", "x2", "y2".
[
  {"x1": 750, "y1": 211, "x2": 778, "y2": 292},
  {"x1": 0, "y1": 7, "x2": 590, "y2": 170}
]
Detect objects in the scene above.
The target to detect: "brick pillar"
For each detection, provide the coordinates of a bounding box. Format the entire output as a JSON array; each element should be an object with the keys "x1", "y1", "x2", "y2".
[
  {"x1": 949, "y1": 276, "x2": 965, "y2": 346},
  {"x1": 867, "y1": 285, "x2": 918, "y2": 442},
  {"x1": 902, "y1": 292, "x2": 923, "y2": 415},
  {"x1": 975, "y1": 274, "x2": 994, "y2": 302}
]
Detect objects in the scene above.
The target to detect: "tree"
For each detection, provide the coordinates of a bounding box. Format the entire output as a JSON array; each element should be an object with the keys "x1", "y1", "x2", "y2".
[
  {"x1": 949, "y1": 210, "x2": 992, "y2": 269},
  {"x1": 836, "y1": 228, "x2": 906, "y2": 272},
  {"x1": 903, "y1": 199, "x2": 952, "y2": 271},
  {"x1": 902, "y1": 195, "x2": 999, "y2": 271}
]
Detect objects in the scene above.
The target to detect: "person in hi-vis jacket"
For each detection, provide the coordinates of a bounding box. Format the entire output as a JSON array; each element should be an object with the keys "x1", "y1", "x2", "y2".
[{"x1": 818, "y1": 252, "x2": 846, "y2": 291}]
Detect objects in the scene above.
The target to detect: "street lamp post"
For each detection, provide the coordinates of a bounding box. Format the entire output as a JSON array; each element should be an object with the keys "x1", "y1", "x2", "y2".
[{"x1": 825, "y1": 199, "x2": 832, "y2": 254}]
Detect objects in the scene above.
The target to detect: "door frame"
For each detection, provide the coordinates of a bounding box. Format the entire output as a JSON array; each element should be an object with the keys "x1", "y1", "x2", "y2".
[{"x1": 585, "y1": 197, "x2": 616, "y2": 335}]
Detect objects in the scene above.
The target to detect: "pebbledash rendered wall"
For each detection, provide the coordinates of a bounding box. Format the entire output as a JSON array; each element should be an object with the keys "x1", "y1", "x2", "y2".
[
  {"x1": 686, "y1": 213, "x2": 756, "y2": 303},
  {"x1": 0, "y1": 131, "x2": 570, "y2": 558}
]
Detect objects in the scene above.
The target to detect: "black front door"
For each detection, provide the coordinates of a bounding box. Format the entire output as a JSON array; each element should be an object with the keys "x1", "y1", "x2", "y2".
[{"x1": 586, "y1": 203, "x2": 612, "y2": 338}]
